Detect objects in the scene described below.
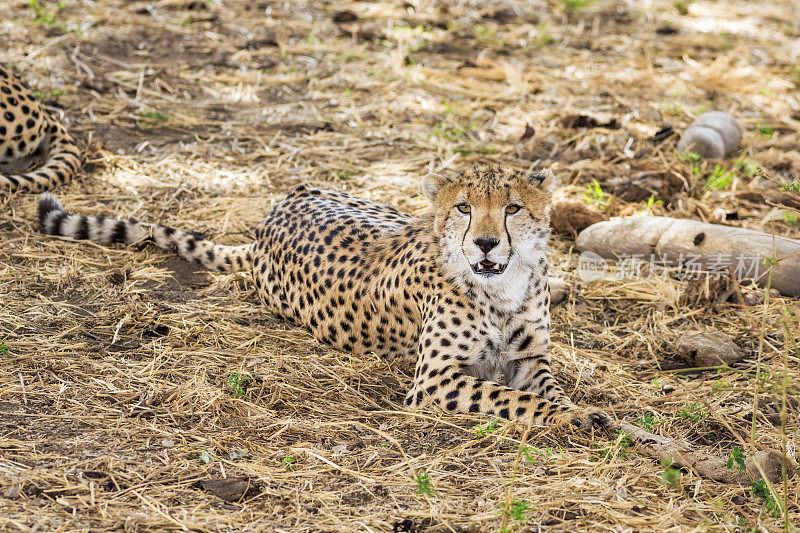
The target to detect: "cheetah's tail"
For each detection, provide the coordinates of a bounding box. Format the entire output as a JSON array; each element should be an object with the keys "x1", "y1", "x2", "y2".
[
  {"x1": 38, "y1": 194, "x2": 254, "y2": 273},
  {"x1": 2, "y1": 121, "x2": 83, "y2": 193}
]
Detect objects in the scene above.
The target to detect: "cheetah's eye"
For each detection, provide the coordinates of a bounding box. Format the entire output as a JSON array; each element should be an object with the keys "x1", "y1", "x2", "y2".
[
  {"x1": 456, "y1": 204, "x2": 471, "y2": 214},
  {"x1": 505, "y1": 205, "x2": 521, "y2": 215}
]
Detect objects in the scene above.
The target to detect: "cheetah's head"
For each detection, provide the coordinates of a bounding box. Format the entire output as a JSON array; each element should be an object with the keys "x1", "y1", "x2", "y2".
[{"x1": 422, "y1": 164, "x2": 554, "y2": 289}]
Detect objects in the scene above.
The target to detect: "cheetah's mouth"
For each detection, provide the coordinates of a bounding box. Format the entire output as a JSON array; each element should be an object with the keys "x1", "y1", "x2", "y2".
[{"x1": 472, "y1": 259, "x2": 507, "y2": 276}]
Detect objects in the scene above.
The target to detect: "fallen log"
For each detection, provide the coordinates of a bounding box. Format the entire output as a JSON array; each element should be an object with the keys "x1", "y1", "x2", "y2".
[{"x1": 576, "y1": 217, "x2": 800, "y2": 297}]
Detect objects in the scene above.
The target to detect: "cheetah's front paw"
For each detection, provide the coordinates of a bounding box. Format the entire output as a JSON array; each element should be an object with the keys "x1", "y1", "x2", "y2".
[{"x1": 554, "y1": 407, "x2": 610, "y2": 431}]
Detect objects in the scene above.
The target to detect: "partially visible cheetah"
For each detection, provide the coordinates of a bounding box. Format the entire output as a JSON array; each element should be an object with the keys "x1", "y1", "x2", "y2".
[
  {"x1": 38, "y1": 164, "x2": 609, "y2": 429},
  {"x1": 0, "y1": 65, "x2": 82, "y2": 193}
]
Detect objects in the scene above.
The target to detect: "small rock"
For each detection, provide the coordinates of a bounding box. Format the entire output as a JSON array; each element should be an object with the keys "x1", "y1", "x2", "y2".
[
  {"x1": 747, "y1": 450, "x2": 795, "y2": 484},
  {"x1": 660, "y1": 382, "x2": 676, "y2": 394},
  {"x1": 677, "y1": 332, "x2": 745, "y2": 367},
  {"x1": 331, "y1": 444, "x2": 349, "y2": 455},
  {"x1": 743, "y1": 289, "x2": 780, "y2": 306},
  {"x1": 677, "y1": 111, "x2": 742, "y2": 159},
  {"x1": 4, "y1": 479, "x2": 20, "y2": 499},
  {"x1": 197, "y1": 477, "x2": 260, "y2": 502}
]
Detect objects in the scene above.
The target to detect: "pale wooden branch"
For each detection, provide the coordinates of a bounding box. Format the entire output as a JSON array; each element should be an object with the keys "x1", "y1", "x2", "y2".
[{"x1": 616, "y1": 422, "x2": 792, "y2": 484}]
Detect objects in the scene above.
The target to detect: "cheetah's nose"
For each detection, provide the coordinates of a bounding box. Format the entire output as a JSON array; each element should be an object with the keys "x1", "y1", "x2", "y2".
[{"x1": 474, "y1": 237, "x2": 499, "y2": 254}]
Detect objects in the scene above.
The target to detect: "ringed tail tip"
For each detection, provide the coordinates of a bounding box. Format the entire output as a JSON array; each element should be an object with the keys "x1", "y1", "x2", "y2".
[{"x1": 38, "y1": 193, "x2": 64, "y2": 231}]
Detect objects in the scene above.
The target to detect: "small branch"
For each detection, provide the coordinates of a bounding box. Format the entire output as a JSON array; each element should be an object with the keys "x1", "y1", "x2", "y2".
[{"x1": 615, "y1": 422, "x2": 792, "y2": 484}]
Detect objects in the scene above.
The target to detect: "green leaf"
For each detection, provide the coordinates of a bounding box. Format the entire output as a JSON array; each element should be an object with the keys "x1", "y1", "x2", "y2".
[
  {"x1": 415, "y1": 472, "x2": 436, "y2": 495},
  {"x1": 229, "y1": 448, "x2": 250, "y2": 461}
]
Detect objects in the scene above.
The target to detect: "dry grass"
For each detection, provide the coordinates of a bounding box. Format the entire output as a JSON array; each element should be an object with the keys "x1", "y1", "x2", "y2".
[{"x1": 1, "y1": 0, "x2": 799, "y2": 531}]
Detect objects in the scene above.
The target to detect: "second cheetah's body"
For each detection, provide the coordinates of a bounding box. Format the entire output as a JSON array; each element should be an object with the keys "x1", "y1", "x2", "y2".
[
  {"x1": 39, "y1": 165, "x2": 607, "y2": 428},
  {"x1": 0, "y1": 65, "x2": 82, "y2": 193}
]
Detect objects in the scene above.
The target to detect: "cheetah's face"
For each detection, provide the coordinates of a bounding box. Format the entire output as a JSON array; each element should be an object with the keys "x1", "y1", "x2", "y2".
[{"x1": 423, "y1": 165, "x2": 554, "y2": 289}]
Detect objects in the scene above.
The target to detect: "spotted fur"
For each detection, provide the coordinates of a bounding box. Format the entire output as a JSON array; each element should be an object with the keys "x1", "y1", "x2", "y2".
[
  {"x1": 38, "y1": 165, "x2": 609, "y2": 429},
  {"x1": 0, "y1": 65, "x2": 82, "y2": 193}
]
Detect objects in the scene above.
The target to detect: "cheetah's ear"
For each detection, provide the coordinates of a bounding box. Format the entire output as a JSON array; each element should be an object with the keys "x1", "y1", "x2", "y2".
[
  {"x1": 421, "y1": 173, "x2": 450, "y2": 202},
  {"x1": 526, "y1": 168, "x2": 555, "y2": 196}
]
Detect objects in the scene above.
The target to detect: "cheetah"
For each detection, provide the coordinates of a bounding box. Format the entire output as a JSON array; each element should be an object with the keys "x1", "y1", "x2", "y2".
[
  {"x1": 37, "y1": 164, "x2": 608, "y2": 429},
  {"x1": 0, "y1": 65, "x2": 82, "y2": 193}
]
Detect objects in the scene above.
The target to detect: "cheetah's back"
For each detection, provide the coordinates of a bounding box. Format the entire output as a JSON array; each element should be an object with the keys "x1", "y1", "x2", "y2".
[{"x1": 252, "y1": 187, "x2": 426, "y2": 358}]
